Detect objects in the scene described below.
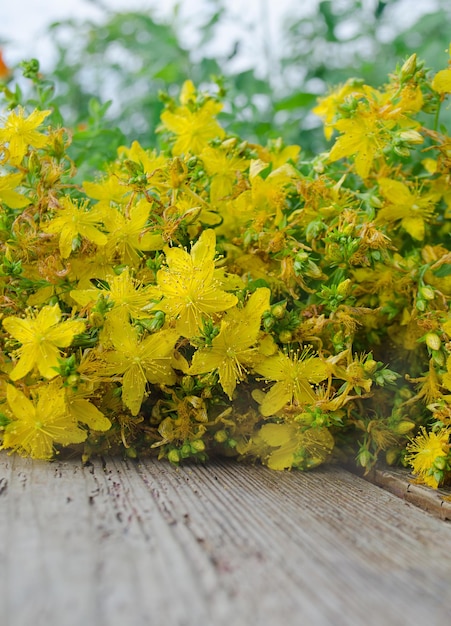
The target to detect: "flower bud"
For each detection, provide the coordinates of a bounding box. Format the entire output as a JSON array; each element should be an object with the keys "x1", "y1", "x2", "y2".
[
  {"x1": 425, "y1": 332, "x2": 441, "y2": 351},
  {"x1": 363, "y1": 359, "x2": 378, "y2": 375},
  {"x1": 400, "y1": 53, "x2": 417, "y2": 81},
  {"x1": 393, "y1": 420, "x2": 415, "y2": 435},
  {"x1": 398, "y1": 130, "x2": 423, "y2": 145},
  {"x1": 336, "y1": 278, "x2": 352, "y2": 297},
  {"x1": 419, "y1": 285, "x2": 435, "y2": 301},
  {"x1": 214, "y1": 430, "x2": 228, "y2": 443},
  {"x1": 272, "y1": 303, "x2": 286, "y2": 319},
  {"x1": 167, "y1": 449, "x2": 181, "y2": 464},
  {"x1": 191, "y1": 439, "x2": 206, "y2": 452},
  {"x1": 385, "y1": 448, "x2": 399, "y2": 465},
  {"x1": 279, "y1": 330, "x2": 293, "y2": 343}
]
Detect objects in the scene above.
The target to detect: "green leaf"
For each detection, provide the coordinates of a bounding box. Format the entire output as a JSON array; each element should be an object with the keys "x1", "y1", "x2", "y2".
[{"x1": 274, "y1": 92, "x2": 317, "y2": 111}]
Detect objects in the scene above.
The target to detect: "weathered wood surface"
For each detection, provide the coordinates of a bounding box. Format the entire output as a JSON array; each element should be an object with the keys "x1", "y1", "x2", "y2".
[{"x1": 1, "y1": 454, "x2": 451, "y2": 626}]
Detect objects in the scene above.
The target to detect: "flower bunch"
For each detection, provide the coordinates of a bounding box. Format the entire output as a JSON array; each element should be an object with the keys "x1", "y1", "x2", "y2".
[{"x1": 2, "y1": 52, "x2": 451, "y2": 488}]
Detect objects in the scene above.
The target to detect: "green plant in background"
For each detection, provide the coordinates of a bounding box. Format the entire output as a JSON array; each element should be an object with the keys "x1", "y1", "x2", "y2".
[{"x1": 3, "y1": 0, "x2": 450, "y2": 158}]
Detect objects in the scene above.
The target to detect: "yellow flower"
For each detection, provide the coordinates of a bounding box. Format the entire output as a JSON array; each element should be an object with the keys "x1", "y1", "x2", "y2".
[
  {"x1": 255, "y1": 422, "x2": 334, "y2": 470},
  {"x1": 431, "y1": 69, "x2": 451, "y2": 94},
  {"x1": 376, "y1": 178, "x2": 439, "y2": 240},
  {"x1": 103, "y1": 199, "x2": 163, "y2": 264},
  {"x1": 313, "y1": 79, "x2": 365, "y2": 140},
  {"x1": 71, "y1": 267, "x2": 159, "y2": 320},
  {"x1": 406, "y1": 427, "x2": 450, "y2": 488},
  {"x1": 254, "y1": 350, "x2": 328, "y2": 416},
  {"x1": 117, "y1": 141, "x2": 170, "y2": 194},
  {"x1": 161, "y1": 100, "x2": 225, "y2": 155},
  {"x1": 189, "y1": 288, "x2": 270, "y2": 398},
  {"x1": 83, "y1": 174, "x2": 132, "y2": 209},
  {"x1": 0, "y1": 173, "x2": 29, "y2": 208},
  {"x1": 65, "y1": 384, "x2": 112, "y2": 432},
  {"x1": 42, "y1": 196, "x2": 108, "y2": 258},
  {"x1": 153, "y1": 229, "x2": 238, "y2": 338},
  {"x1": 2, "y1": 383, "x2": 87, "y2": 460},
  {"x1": 100, "y1": 318, "x2": 179, "y2": 415},
  {"x1": 249, "y1": 160, "x2": 297, "y2": 225},
  {"x1": 200, "y1": 146, "x2": 249, "y2": 202},
  {"x1": 68, "y1": 249, "x2": 116, "y2": 290},
  {"x1": 328, "y1": 112, "x2": 381, "y2": 179},
  {"x1": 2, "y1": 304, "x2": 85, "y2": 380},
  {"x1": 0, "y1": 107, "x2": 51, "y2": 165}
]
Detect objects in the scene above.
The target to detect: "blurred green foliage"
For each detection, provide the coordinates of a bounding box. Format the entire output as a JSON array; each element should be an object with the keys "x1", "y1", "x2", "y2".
[{"x1": 4, "y1": 0, "x2": 451, "y2": 163}]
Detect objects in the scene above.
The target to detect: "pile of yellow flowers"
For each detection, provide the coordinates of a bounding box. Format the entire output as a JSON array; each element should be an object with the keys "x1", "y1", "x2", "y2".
[{"x1": 2, "y1": 52, "x2": 451, "y2": 489}]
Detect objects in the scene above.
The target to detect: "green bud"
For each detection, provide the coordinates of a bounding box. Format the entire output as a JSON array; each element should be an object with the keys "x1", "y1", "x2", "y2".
[
  {"x1": 425, "y1": 333, "x2": 441, "y2": 351},
  {"x1": 125, "y1": 446, "x2": 138, "y2": 459},
  {"x1": 398, "y1": 130, "x2": 423, "y2": 145},
  {"x1": 167, "y1": 449, "x2": 180, "y2": 464},
  {"x1": 420, "y1": 286, "x2": 435, "y2": 301},
  {"x1": 272, "y1": 303, "x2": 286, "y2": 319},
  {"x1": 214, "y1": 430, "x2": 229, "y2": 443},
  {"x1": 336, "y1": 278, "x2": 352, "y2": 298},
  {"x1": 181, "y1": 443, "x2": 192, "y2": 458},
  {"x1": 393, "y1": 420, "x2": 415, "y2": 435},
  {"x1": 363, "y1": 359, "x2": 378, "y2": 375},
  {"x1": 191, "y1": 439, "x2": 206, "y2": 452},
  {"x1": 400, "y1": 53, "x2": 417, "y2": 81},
  {"x1": 279, "y1": 330, "x2": 293, "y2": 343},
  {"x1": 385, "y1": 448, "x2": 399, "y2": 465},
  {"x1": 433, "y1": 456, "x2": 447, "y2": 471}
]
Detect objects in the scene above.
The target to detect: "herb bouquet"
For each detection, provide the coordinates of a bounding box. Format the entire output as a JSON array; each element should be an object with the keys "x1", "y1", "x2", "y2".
[{"x1": 1, "y1": 52, "x2": 451, "y2": 489}]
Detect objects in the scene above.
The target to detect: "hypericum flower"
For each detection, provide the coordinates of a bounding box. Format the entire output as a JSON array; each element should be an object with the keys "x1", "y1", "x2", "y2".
[
  {"x1": 2, "y1": 304, "x2": 85, "y2": 380},
  {"x1": 83, "y1": 173, "x2": 133, "y2": 209},
  {"x1": 71, "y1": 267, "x2": 158, "y2": 321},
  {"x1": 254, "y1": 422, "x2": 334, "y2": 470},
  {"x1": 249, "y1": 160, "x2": 297, "y2": 225},
  {"x1": 117, "y1": 141, "x2": 169, "y2": 193},
  {"x1": 376, "y1": 178, "x2": 440, "y2": 240},
  {"x1": 189, "y1": 288, "x2": 270, "y2": 398},
  {"x1": 102, "y1": 199, "x2": 163, "y2": 264},
  {"x1": 200, "y1": 146, "x2": 249, "y2": 203},
  {"x1": 65, "y1": 384, "x2": 112, "y2": 432},
  {"x1": 42, "y1": 196, "x2": 108, "y2": 258},
  {"x1": 253, "y1": 350, "x2": 328, "y2": 417},
  {"x1": 406, "y1": 427, "x2": 451, "y2": 488},
  {"x1": 431, "y1": 68, "x2": 451, "y2": 94},
  {"x1": 1, "y1": 383, "x2": 87, "y2": 460},
  {"x1": 0, "y1": 172, "x2": 29, "y2": 208},
  {"x1": 100, "y1": 318, "x2": 179, "y2": 415},
  {"x1": 313, "y1": 79, "x2": 365, "y2": 140},
  {"x1": 152, "y1": 229, "x2": 238, "y2": 338},
  {"x1": 0, "y1": 107, "x2": 51, "y2": 165},
  {"x1": 161, "y1": 90, "x2": 225, "y2": 155},
  {"x1": 328, "y1": 110, "x2": 383, "y2": 179}
]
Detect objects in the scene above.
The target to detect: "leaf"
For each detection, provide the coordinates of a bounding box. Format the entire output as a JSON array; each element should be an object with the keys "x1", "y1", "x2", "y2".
[
  {"x1": 274, "y1": 92, "x2": 317, "y2": 111},
  {"x1": 433, "y1": 264, "x2": 451, "y2": 278}
]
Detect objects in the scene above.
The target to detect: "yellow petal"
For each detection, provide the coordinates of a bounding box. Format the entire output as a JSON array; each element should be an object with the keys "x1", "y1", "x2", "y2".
[
  {"x1": 122, "y1": 365, "x2": 146, "y2": 415},
  {"x1": 431, "y1": 69, "x2": 451, "y2": 94},
  {"x1": 68, "y1": 398, "x2": 111, "y2": 431},
  {"x1": 259, "y1": 422, "x2": 295, "y2": 447},
  {"x1": 6, "y1": 384, "x2": 35, "y2": 421}
]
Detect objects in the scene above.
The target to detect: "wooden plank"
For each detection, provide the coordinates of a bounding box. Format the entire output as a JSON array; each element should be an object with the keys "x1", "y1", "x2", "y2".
[
  {"x1": 1, "y1": 454, "x2": 451, "y2": 626},
  {"x1": 365, "y1": 466, "x2": 451, "y2": 521}
]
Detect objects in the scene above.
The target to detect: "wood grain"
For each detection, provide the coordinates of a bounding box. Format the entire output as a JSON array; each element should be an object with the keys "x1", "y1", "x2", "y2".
[{"x1": 1, "y1": 454, "x2": 451, "y2": 626}]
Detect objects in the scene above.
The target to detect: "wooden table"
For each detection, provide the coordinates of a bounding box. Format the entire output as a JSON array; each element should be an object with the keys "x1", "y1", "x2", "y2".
[{"x1": 1, "y1": 454, "x2": 451, "y2": 626}]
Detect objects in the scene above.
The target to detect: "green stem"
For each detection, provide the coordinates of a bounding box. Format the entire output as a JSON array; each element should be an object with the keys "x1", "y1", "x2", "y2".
[{"x1": 433, "y1": 100, "x2": 442, "y2": 131}]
